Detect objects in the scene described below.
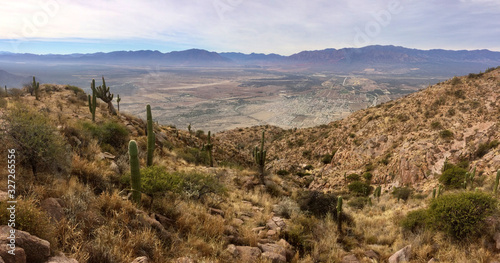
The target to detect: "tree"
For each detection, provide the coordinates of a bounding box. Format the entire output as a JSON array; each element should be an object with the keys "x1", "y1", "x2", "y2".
[{"x1": 4, "y1": 104, "x2": 71, "y2": 177}]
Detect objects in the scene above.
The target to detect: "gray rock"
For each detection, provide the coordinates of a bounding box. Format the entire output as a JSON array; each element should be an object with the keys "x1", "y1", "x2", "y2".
[
  {"x1": 226, "y1": 245, "x2": 261, "y2": 263},
  {"x1": 388, "y1": 245, "x2": 411, "y2": 263},
  {"x1": 261, "y1": 252, "x2": 286, "y2": 263}
]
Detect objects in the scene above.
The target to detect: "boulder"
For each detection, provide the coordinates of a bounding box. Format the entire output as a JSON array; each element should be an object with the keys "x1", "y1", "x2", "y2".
[
  {"x1": 388, "y1": 245, "x2": 411, "y2": 263},
  {"x1": 266, "y1": 217, "x2": 286, "y2": 231},
  {"x1": 341, "y1": 254, "x2": 360, "y2": 263},
  {"x1": 40, "y1": 198, "x2": 65, "y2": 223},
  {"x1": 226, "y1": 245, "x2": 261, "y2": 263},
  {"x1": 46, "y1": 255, "x2": 78, "y2": 263},
  {"x1": 130, "y1": 256, "x2": 149, "y2": 263},
  {"x1": 261, "y1": 252, "x2": 286, "y2": 263},
  {"x1": 0, "y1": 244, "x2": 26, "y2": 263},
  {"x1": 0, "y1": 226, "x2": 50, "y2": 263}
]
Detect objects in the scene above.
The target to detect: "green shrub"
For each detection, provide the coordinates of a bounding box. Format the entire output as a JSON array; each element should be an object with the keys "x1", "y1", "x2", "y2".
[
  {"x1": 321, "y1": 154, "x2": 333, "y2": 164},
  {"x1": 304, "y1": 164, "x2": 314, "y2": 170},
  {"x1": 475, "y1": 140, "x2": 499, "y2": 158},
  {"x1": 141, "y1": 166, "x2": 183, "y2": 198},
  {"x1": 80, "y1": 120, "x2": 129, "y2": 153},
  {"x1": 297, "y1": 190, "x2": 338, "y2": 218},
  {"x1": 180, "y1": 171, "x2": 226, "y2": 200},
  {"x1": 346, "y1": 173, "x2": 360, "y2": 182},
  {"x1": 175, "y1": 147, "x2": 210, "y2": 165},
  {"x1": 401, "y1": 208, "x2": 429, "y2": 233},
  {"x1": 347, "y1": 197, "x2": 367, "y2": 210},
  {"x1": 439, "y1": 166, "x2": 467, "y2": 189},
  {"x1": 348, "y1": 181, "x2": 373, "y2": 196},
  {"x1": 276, "y1": 170, "x2": 289, "y2": 176},
  {"x1": 430, "y1": 121, "x2": 442, "y2": 130},
  {"x1": 5, "y1": 105, "x2": 71, "y2": 177},
  {"x1": 428, "y1": 191, "x2": 497, "y2": 239},
  {"x1": 439, "y1": 129, "x2": 454, "y2": 139},
  {"x1": 392, "y1": 187, "x2": 412, "y2": 202}
]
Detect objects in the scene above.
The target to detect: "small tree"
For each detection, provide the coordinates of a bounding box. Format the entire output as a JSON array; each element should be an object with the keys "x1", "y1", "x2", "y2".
[{"x1": 4, "y1": 104, "x2": 71, "y2": 177}]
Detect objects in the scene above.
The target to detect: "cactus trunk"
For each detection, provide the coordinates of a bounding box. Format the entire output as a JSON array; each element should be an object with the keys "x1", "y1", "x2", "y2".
[
  {"x1": 129, "y1": 140, "x2": 141, "y2": 203},
  {"x1": 146, "y1": 104, "x2": 155, "y2": 167},
  {"x1": 206, "y1": 131, "x2": 214, "y2": 167},
  {"x1": 253, "y1": 130, "x2": 267, "y2": 184},
  {"x1": 88, "y1": 79, "x2": 97, "y2": 122}
]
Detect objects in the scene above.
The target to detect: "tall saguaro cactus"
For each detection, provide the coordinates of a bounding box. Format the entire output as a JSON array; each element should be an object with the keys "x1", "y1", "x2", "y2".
[
  {"x1": 94, "y1": 76, "x2": 117, "y2": 115},
  {"x1": 88, "y1": 79, "x2": 97, "y2": 122},
  {"x1": 206, "y1": 131, "x2": 214, "y2": 167},
  {"x1": 32, "y1": 76, "x2": 40, "y2": 100},
  {"x1": 337, "y1": 196, "x2": 343, "y2": 233},
  {"x1": 253, "y1": 130, "x2": 267, "y2": 183},
  {"x1": 116, "y1": 94, "x2": 121, "y2": 112},
  {"x1": 146, "y1": 104, "x2": 155, "y2": 167},
  {"x1": 374, "y1": 185, "x2": 382, "y2": 202},
  {"x1": 129, "y1": 140, "x2": 141, "y2": 203}
]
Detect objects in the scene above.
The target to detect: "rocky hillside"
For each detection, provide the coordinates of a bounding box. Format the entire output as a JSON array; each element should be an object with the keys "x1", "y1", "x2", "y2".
[{"x1": 219, "y1": 67, "x2": 500, "y2": 191}]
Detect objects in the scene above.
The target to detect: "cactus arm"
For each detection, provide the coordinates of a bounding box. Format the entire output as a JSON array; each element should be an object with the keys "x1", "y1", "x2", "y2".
[
  {"x1": 207, "y1": 131, "x2": 214, "y2": 167},
  {"x1": 337, "y1": 196, "x2": 343, "y2": 233},
  {"x1": 494, "y1": 170, "x2": 500, "y2": 195}
]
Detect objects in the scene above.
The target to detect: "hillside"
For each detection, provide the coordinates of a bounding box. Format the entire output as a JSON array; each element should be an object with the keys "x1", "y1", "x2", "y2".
[
  {"x1": 1, "y1": 69, "x2": 500, "y2": 262},
  {"x1": 218, "y1": 67, "x2": 500, "y2": 190}
]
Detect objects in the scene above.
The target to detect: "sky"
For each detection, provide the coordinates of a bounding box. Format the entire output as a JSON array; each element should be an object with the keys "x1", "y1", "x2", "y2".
[{"x1": 0, "y1": 0, "x2": 499, "y2": 55}]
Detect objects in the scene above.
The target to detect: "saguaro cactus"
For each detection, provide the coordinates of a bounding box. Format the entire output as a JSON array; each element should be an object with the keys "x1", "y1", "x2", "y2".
[
  {"x1": 374, "y1": 185, "x2": 382, "y2": 202},
  {"x1": 494, "y1": 170, "x2": 500, "y2": 195},
  {"x1": 32, "y1": 76, "x2": 40, "y2": 100},
  {"x1": 129, "y1": 140, "x2": 141, "y2": 203},
  {"x1": 146, "y1": 104, "x2": 155, "y2": 167},
  {"x1": 4, "y1": 85, "x2": 7, "y2": 96},
  {"x1": 88, "y1": 79, "x2": 97, "y2": 122},
  {"x1": 94, "y1": 76, "x2": 117, "y2": 115},
  {"x1": 469, "y1": 167, "x2": 476, "y2": 189},
  {"x1": 337, "y1": 196, "x2": 343, "y2": 233},
  {"x1": 253, "y1": 130, "x2": 267, "y2": 183},
  {"x1": 206, "y1": 131, "x2": 214, "y2": 167},
  {"x1": 116, "y1": 94, "x2": 121, "y2": 112},
  {"x1": 432, "y1": 188, "x2": 436, "y2": 199}
]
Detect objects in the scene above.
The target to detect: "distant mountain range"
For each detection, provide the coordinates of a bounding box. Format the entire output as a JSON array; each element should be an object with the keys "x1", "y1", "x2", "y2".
[{"x1": 1, "y1": 45, "x2": 499, "y2": 76}]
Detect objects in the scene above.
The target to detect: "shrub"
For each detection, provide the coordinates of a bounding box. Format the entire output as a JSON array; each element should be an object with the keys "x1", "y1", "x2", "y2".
[
  {"x1": 180, "y1": 171, "x2": 226, "y2": 200},
  {"x1": 428, "y1": 191, "x2": 497, "y2": 239},
  {"x1": 450, "y1": 76, "x2": 461, "y2": 85},
  {"x1": 475, "y1": 140, "x2": 499, "y2": 158},
  {"x1": 392, "y1": 187, "x2": 412, "y2": 202},
  {"x1": 348, "y1": 181, "x2": 373, "y2": 196},
  {"x1": 430, "y1": 121, "x2": 442, "y2": 130},
  {"x1": 4, "y1": 105, "x2": 71, "y2": 177},
  {"x1": 439, "y1": 129, "x2": 454, "y2": 139},
  {"x1": 141, "y1": 166, "x2": 183, "y2": 199},
  {"x1": 439, "y1": 166, "x2": 467, "y2": 189},
  {"x1": 401, "y1": 208, "x2": 429, "y2": 233},
  {"x1": 346, "y1": 173, "x2": 360, "y2": 182},
  {"x1": 321, "y1": 154, "x2": 333, "y2": 164},
  {"x1": 297, "y1": 190, "x2": 338, "y2": 218},
  {"x1": 80, "y1": 120, "x2": 129, "y2": 153},
  {"x1": 175, "y1": 147, "x2": 210, "y2": 165},
  {"x1": 276, "y1": 170, "x2": 289, "y2": 176},
  {"x1": 304, "y1": 164, "x2": 314, "y2": 170},
  {"x1": 347, "y1": 197, "x2": 368, "y2": 210}
]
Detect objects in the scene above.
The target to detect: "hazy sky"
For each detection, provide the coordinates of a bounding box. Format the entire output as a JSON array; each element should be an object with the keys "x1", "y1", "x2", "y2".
[{"x1": 1, "y1": 0, "x2": 499, "y2": 55}]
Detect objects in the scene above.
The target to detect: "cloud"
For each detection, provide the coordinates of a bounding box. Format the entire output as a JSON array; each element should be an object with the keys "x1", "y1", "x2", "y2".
[{"x1": 0, "y1": 0, "x2": 499, "y2": 54}]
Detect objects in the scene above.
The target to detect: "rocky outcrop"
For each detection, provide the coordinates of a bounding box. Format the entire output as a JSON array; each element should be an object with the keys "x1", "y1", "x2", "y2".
[
  {"x1": 0, "y1": 226, "x2": 50, "y2": 263},
  {"x1": 388, "y1": 245, "x2": 411, "y2": 263}
]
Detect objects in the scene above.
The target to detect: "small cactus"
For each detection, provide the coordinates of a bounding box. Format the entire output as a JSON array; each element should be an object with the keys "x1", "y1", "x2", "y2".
[
  {"x1": 188, "y1": 123, "x2": 192, "y2": 134},
  {"x1": 253, "y1": 130, "x2": 267, "y2": 183},
  {"x1": 117, "y1": 94, "x2": 121, "y2": 112},
  {"x1": 32, "y1": 76, "x2": 40, "y2": 100},
  {"x1": 437, "y1": 184, "x2": 443, "y2": 197},
  {"x1": 432, "y1": 188, "x2": 436, "y2": 199},
  {"x1": 4, "y1": 85, "x2": 7, "y2": 96},
  {"x1": 129, "y1": 140, "x2": 141, "y2": 203},
  {"x1": 374, "y1": 185, "x2": 382, "y2": 201},
  {"x1": 146, "y1": 104, "x2": 155, "y2": 167},
  {"x1": 88, "y1": 79, "x2": 97, "y2": 122},
  {"x1": 206, "y1": 131, "x2": 214, "y2": 167},
  {"x1": 469, "y1": 167, "x2": 476, "y2": 189},
  {"x1": 337, "y1": 196, "x2": 343, "y2": 233},
  {"x1": 494, "y1": 170, "x2": 500, "y2": 195}
]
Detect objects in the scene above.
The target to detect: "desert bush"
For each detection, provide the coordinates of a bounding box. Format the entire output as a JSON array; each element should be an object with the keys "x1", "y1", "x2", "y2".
[
  {"x1": 401, "y1": 208, "x2": 429, "y2": 233},
  {"x1": 450, "y1": 76, "x2": 461, "y2": 85},
  {"x1": 276, "y1": 169, "x2": 289, "y2": 176},
  {"x1": 321, "y1": 154, "x2": 333, "y2": 164},
  {"x1": 297, "y1": 190, "x2": 338, "y2": 218},
  {"x1": 348, "y1": 181, "x2": 373, "y2": 196},
  {"x1": 0, "y1": 97, "x2": 7, "y2": 108},
  {"x1": 475, "y1": 140, "x2": 499, "y2": 158},
  {"x1": 347, "y1": 196, "x2": 368, "y2": 210},
  {"x1": 274, "y1": 198, "x2": 300, "y2": 219},
  {"x1": 439, "y1": 165, "x2": 467, "y2": 189},
  {"x1": 141, "y1": 166, "x2": 183, "y2": 200},
  {"x1": 430, "y1": 121, "x2": 442, "y2": 130},
  {"x1": 0, "y1": 198, "x2": 56, "y2": 245},
  {"x1": 180, "y1": 171, "x2": 226, "y2": 201},
  {"x1": 175, "y1": 147, "x2": 210, "y2": 165},
  {"x1": 346, "y1": 173, "x2": 360, "y2": 182},
  {"x1": 439, "y1": 129, "x2": 454, "y2": 139},
  {"x1": 392, "y1": 186, "x2": 412, "y2": 202},
  {"x1": 4, "y1": 104, "x2": 71, "y2": 177},
  {"x1": 80, "y1": 120, "x2": 129, "y2": 153},
  {"x1": 428, "y1": 191, "x2": 497, "y2": 239}
]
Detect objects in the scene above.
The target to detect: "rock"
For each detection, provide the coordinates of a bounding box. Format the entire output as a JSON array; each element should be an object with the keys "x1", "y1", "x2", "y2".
[
  {"x1": 276, "y1": 239, "x2": 295, "y2": 260},
  {"x1": 341, "y1": 254, "x2": 360, "y2": 263},
  {"x1": 98, "y1": 152, "x2": 115, "y2": 160},
  {"x1": 364, "y1": 250, "x2": 380, "y2": 260},
  {"x1": 258, "y1": 230, "x2": 267, "y2": 239},
  {"x1": 109, "y1": 161, "x2": 120, "y2": 174},
  {"x1": 130, "y1": 256, "x2": 149, "y2": 263},
  {"x1": 258, "y1": 243, "x2": 286, "y2": 259},
  {"x1": 388, "y1": 245, "x2": 411, "y2": 263},
  {"x1": 494, "y1": 232, "x2": 500, "y2": 250},
  {"x1": 428, "y1": 258, "x2": 439, "y2": 263},
  {"x1": 174, "y1": 257, "x2": 194, "y2": 263},
  {"x1": 0, "y1": 255, "x2": 4, "y2": 263},
  {"x1": 251, "y1": 227, "x2": 265, "y2": 233},
  {"x1": 266, "y1": 230, "x2": 277, "y2": 237},
  {"x1": 261, "y1": 252, "x2": 286, "y2": 263},
  {"x1": 46, "y1": 255, "x2": 78, "y2": 263},
  {"x1": 226, "y1": 245, "x2": 261, "y2": 263},
  {"x1": 40, "y1": 198, "x2": 65, "y2": 223},
  {"x1": 231, "y1": 218, "x2": 244, "y2": 226},
  {"x1": 152, "y1": 213, "x2": 173, "y2": 228},
  {"x1": 0, "y1": 244, "x2": 26, "y2": 263},
  {"x1": 209, "y1": 208, "x2": 225, "y2": 218},
  {"x1": 0, "y1": 191, "x2": 8, "y2": 202},
  {"x1": 266, "y1": 217, "x2": 286, "y2": 231},
  {"x1": 0, "y1": 226, "x2": 50, "y2": 263}
]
